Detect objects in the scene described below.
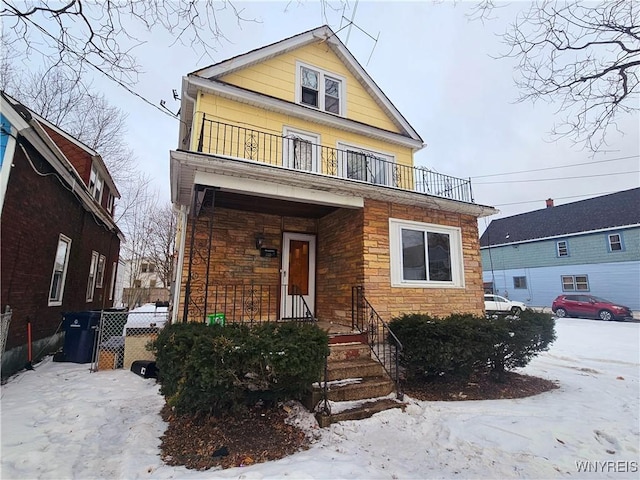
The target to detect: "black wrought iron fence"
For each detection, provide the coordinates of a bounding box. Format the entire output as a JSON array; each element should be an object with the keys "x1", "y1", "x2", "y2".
[
  {"x1": 196, "y1": 116, "x2": 474, "y2": 203},
  {"x1": 352, "y1": 286, "x2": 403, "y2": 400},
  {"x1": 188, "y1": 283, "x2": 315, "y2": 325}
]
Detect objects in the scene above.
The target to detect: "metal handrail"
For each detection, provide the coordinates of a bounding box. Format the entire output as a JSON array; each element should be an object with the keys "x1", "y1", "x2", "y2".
[
  {"x1": 196, "y1": 116, "x2": 475, "y2": 204},
  {"x1": 352, "y1": 286, "x2": 404, "y2": 400}
]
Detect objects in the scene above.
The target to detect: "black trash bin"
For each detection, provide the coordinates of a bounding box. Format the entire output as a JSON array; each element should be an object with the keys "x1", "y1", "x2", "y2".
[{"x1": 62, "y1": 312, "x2": 101, "y2": 363}]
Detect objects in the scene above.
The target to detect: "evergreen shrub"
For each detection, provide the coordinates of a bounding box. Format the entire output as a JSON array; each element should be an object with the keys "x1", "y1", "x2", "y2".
[
  {"x1": 389, "y1": 311, "x2": 555, "y2": 382},
  {"x1": 151, "y1": 321, "x2": 329, "y2": 415}
]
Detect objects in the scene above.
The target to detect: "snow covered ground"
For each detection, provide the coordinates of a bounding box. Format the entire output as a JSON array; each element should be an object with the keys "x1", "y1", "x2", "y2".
[{"x1": 1, "y1": 318, "x2": 638, "y2": 479}]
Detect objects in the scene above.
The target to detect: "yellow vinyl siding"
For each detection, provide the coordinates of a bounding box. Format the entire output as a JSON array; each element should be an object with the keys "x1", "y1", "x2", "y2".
[
  {"x1": 218, "y1": 42, "x2": 401, "y2": 134},
  {"x1": 195, "y1": 93, "x2": 413, "y2": 168}
]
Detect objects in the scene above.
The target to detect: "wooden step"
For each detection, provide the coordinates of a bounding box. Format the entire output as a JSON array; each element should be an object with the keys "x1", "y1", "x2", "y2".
[
  {"x1": 315, "y1": 398, "x2": 405, "y2": 427},
  {"x1": 326, "y1": 358, "x2": 386, "y2": 381}
]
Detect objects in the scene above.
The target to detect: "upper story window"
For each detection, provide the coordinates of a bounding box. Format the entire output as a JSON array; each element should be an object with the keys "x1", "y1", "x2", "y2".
[
  {"x1": 608, "y1": 233, "x2": 623, "y2": 252},
  {"x1": 557, "y1": 240, "x2": 569, "y2": 257},
  {"x1": 96, "y1": 255, "x2": 106, "y2": 288},
  {"x1": 48, "y1": 234, "x2": 72, "y2": 306},
  {"x1": 106, "y1": 193, "x2": 115, "y2": 215},
  {"x1": 337, "y1": 142, "x2": 395, "y2": 187},
  {"x1": 296, "y1": 62, "x2": 345, "y2": 115},
  {"x1": 89, "y1": 165, "x2": 103, "y2": 204},
  {"x1": 389, "y1": 219, "x2": 464, "y2": 288}
]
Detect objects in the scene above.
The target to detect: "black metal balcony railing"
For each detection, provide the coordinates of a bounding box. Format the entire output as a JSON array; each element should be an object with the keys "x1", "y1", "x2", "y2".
[{"x1": 197, "y1": 115, "x2": 474, "y2": 203}]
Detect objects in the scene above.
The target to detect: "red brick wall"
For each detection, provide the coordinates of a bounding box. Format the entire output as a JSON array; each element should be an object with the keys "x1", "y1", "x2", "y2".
[{"x1": 1, "y1": 141, "x2": 120, "y2": 350}]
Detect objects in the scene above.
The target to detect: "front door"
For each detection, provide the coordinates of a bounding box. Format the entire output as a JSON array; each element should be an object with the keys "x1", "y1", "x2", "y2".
[{"x1": 280, "y1": 233, "x2": 316, "y2": 319}]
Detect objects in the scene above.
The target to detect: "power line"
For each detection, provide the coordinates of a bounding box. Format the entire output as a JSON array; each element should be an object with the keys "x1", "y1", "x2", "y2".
[
  {"x1": 472, "y1": 155, "x2": 639, "y2": 179},
  {"x1": 492, "y1": 191, "x2": 623, "y2": 207},
  {"x1": 475, "y1": 170, "x2": 639, "y2": 185}
]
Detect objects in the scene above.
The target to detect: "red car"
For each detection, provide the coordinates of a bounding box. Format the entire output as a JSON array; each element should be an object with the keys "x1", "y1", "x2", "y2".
[{"x1": 551, "y1": 294, "x2": 633, "y2": 321}]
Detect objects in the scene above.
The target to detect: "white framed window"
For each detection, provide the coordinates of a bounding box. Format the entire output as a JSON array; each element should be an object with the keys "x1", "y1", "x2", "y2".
[
  {"x1": 282, "y1": 127, "x2": 320, "y2": 172},
  {"x1": 109, "y1": 261, "x2": 117, "y2": 300},
  {"x1": 106, "y1": 193, "x2": 115, "y2": 214},
  {"x1": 608, "y1": 233, "x2": 623, "y2": 252},
  {"x1": 556, "y1": 240, "x2": 569, "y2": 257},
  {"x1": 337, "y1": 142, "x2": 395, "y2": 186},
  {"x1": 295, "y1": 62, "x2": 345, "y2": 115},
  {"x1": 89, "y1": 165, "x2": 103, "y2": 204},
  {"x1": 48, "y1": 234, "x2": 72, "y2": 306},
  {"x1": 562, "y1": 275, "x2": 589, "y2": 292},
  {"x1": 86, "y1": 251, "x2": 99, "y2": 302},
  {"x1": 513, "y1": 276, "x2": 527, "y2": 289},
  {"x1": 389, "y1": 219, "x2": 464, "y2": 288},
  {"x1": 96, "y1": 254, "x2": 106, "y2": 288}
]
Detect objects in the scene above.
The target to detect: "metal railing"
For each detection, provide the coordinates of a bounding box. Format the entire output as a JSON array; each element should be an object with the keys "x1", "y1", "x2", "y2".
[
  {"x1": 197, "y1": 283, "x2": 316, "y2": 325},
  {"x1": 352, "y1": 286, "x2": 404, "y2": 400},
  {"x1": 196, "y1": 116, "x2": 474, "y2": 203}
]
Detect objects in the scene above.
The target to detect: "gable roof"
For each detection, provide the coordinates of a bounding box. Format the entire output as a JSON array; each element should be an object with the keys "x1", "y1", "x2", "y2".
[
  {"x1": 1, "y1": 91, "x2": 122, "y2": 237},
  {"x1": 187, "y1": 25, "x2": 423, "y2": 145},
  {"x1": 480, "y1": 188, "x2": 640, "y2": 247}
]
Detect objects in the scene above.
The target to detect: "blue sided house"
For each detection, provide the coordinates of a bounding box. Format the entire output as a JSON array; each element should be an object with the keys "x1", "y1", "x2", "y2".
[{"x1": 480, "y1": 188, "x2": 640, "y2": 312}]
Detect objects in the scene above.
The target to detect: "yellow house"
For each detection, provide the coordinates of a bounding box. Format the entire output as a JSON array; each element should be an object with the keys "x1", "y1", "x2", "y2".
[{"x1": 169, "y1": 26, "x2": 496, "y2": 413}]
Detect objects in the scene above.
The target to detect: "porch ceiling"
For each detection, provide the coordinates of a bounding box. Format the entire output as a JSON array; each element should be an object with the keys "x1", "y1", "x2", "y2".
[{"x1": 208, "y1": 190, "x2": 338, "y2": 218}]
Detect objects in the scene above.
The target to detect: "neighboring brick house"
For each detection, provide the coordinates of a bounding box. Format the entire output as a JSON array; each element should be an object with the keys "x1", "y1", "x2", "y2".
[
  {"x1": 169, "y1": 26, "x2": 496, "y2": 326},
  {"x1": 480, "y1": 189, "x2": 640, "y2": 311},
  {"x1": 1, "y1": 92, "x2": 123, "y2": 377}
]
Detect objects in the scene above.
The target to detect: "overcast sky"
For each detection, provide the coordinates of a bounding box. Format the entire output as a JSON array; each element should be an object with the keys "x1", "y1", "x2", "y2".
[{"x1": 35, "y1": 1, "x2": 640, "y2": 229}]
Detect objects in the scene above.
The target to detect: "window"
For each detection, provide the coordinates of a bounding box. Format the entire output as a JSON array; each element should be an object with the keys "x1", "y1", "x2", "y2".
[
  {"x1": 337, "y1": 143, "x2": 395, "y2": 186},
  {"x1": 106, "y1": 193, "x2": 115, "y2": 214},
  {"x1": 513, "y1": 276, "x2": 527, "y2": 289},
  {"x1": 562, "y1": 275, "x2": 589, "y2": 292},
  {"x1": 296, "y1": 62, "x2": 345, "y2": 115},
  {"x1": 282, "y1": 128, "x2": 319, "y2": 172},
  {"x1": 86, "y1": 251, "x2": 99, "y2": 301},
  {"x1": 557, "y1": 240, "x2": 569, "y2": 257},
  {"x1": 48, "y1": 234, "x2": 72, "y2": 305},
  {"x1": 134, "y1": 280, "x2": 142, "y2": 288},
  {"x1": 150, "y1": 280, "x2": 157, "y2": 288},
  {"x1": 389, "y1": 219, "x2": 464, "y2": 288},
  {"x1": 608, "y1": 233, "x2": 623, "y2": 252},
  {"x1": 89, "y1": 165, "x2": 103, "y2": 203},
  {"x1": 96, "y1": 255, "x2": 106, "y2": 288}
]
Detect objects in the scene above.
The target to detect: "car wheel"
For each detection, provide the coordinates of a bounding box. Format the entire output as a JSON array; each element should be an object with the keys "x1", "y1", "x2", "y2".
[
  {"x1": 511, "y1": 306, "x2": 522, "y2": 315},
  {"x1": 555, "y1": 308, "x2": 567, "y2": 318},
  {"x1": 599, "y1": 310, "x2": 613, "y2": 321}
]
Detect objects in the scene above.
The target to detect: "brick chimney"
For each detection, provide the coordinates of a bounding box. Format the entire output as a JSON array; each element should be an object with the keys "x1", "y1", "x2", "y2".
[{"x1": 546, "y1": 198, "x2": 554, "y2": 208}]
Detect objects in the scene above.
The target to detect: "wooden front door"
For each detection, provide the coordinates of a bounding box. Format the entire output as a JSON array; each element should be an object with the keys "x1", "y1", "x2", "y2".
[{"x1": 280, "y1": 232, "x2": 316, "y2": 318}]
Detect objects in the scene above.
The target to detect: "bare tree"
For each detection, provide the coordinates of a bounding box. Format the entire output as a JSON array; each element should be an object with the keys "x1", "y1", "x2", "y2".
[
  {"x1": 0, "y1": 1, "x2": 253, "y2": 87},
  {"x1": 147, "y1": 205, "x2": 177, "y2": 289},
  {"x1": 497, "y1": 1, "x2": 639, "y2": 151}
]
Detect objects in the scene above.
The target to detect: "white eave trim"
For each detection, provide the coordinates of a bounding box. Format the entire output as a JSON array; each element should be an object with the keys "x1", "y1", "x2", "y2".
[
  {"x1": 480, "y1": 223, "x2": 640, "y2": 249},
  {"x1": 186, "y1": 75, "x2": 423, "y2": 150}
]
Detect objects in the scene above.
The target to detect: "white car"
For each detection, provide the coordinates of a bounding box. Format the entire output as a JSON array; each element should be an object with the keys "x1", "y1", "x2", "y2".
[{"x1": 484, "y1": 294, "x2": 527, "y2": 315}]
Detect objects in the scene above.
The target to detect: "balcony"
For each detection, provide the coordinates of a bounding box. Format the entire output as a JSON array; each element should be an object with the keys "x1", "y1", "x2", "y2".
[{"x1": 196, "y1": 115, "x2": 474, "y2": 204}]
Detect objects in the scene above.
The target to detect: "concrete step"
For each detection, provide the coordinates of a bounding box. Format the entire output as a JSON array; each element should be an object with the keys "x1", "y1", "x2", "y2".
[
  {"x1": 326, "y1": 358, "x2": 386, "y2": 381},
  {"x1": 323, "y1": 377, "x2": 395, "y2": 402},
  {"x1": 328, "y1": 332, "x2": 368, "y2": 345},
  {"x1": 316, "y1": 398, "x2": 405, "y2": 428},
  {"x1": 328, "y1": 342, "x2": 371, "y2": 362}
]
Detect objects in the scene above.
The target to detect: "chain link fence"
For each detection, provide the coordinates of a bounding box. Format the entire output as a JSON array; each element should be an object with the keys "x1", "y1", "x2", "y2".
[
  {"x1": 92, "y1": 309, "x2": 169, "y2": 372},
  {"x1": 1, "y1": 306, "x2": 12, "y2": 363}
]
